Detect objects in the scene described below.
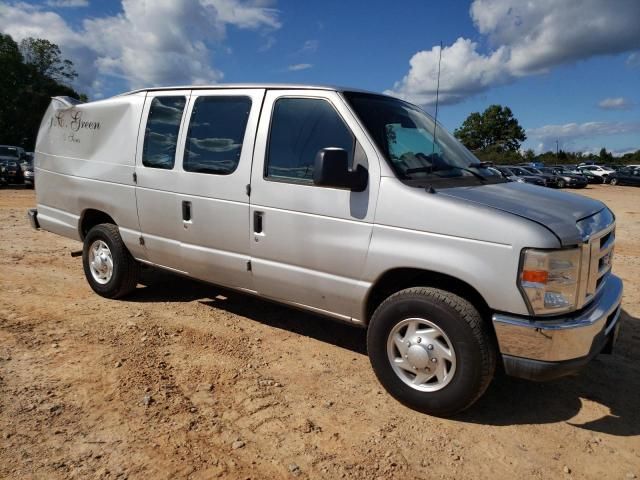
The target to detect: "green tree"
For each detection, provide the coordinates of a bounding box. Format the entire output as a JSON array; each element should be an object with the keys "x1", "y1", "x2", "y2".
[
  {"x1": 599, "y1": 147, "x2": 613, "y2": 163},
  {"x1": 454, "y1": 105, "x2": 526, "y2": 153},
  {"x1": 523, "y1": 149, "x2": 535, "y2": 162},
  {"x1": 19, "y1": 37, "x2": 78, "y2": 84}
]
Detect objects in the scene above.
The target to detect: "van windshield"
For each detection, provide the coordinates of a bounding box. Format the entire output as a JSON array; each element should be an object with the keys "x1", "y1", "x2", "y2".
[{"x1": 343, "y1": 92, "x2": 503, "y2": 187}]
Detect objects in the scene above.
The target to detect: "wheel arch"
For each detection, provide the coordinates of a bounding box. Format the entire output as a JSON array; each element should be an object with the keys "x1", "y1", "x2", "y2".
[
  {"x1": 79, "y1": 209, "x2": 117, "y2": 240},
  {"x1": 364, "y1": 268, "x2": 492, "y2": 326}
]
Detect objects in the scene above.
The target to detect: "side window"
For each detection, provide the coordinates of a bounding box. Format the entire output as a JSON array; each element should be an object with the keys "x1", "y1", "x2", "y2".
[
  {"x1": 142, "y1": 96, "x2": 186, "y2": 169},
  {"x1": 266, "y1": 97, "x2": 354, "y2": 183},
  {"x1": 183, "y1": 96, "x2": 252, "y2": 175}
]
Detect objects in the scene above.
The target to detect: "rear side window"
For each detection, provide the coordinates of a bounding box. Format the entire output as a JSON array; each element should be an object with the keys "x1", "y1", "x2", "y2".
[
  {"x1": 142, "y1": 96, "x2": 186, "y2": 169},
  {"x1": 183, "y1": 96, "x2": 252, "y2": 175},
  {"x1": 266, "y1": 98, "x2": 354, "y2": 183}
]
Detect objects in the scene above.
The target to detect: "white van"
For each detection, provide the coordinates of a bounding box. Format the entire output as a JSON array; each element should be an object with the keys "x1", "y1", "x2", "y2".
[{"x1": 30, "y1": 85, "x2": 623, "y2": 415}]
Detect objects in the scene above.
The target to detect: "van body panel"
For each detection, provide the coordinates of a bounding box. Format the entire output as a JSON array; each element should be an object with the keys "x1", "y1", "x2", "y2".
[
  {"x1": 364, "y1": 177, "x2": 561, "y2": 317},
  {"x1": 134, "y1": 89, "x2": 191, "y2": 270},
  {"x1": 248, "y1": 90, "x2": 381, "y2": 318},
  {"x1": 175, "y1": 89, "x2": 265, "y2": 289},
  {"x1": 35, "y1": 94, "x2": 146, "y2": 254},
  {"x1": 437, "y1": 182, "x2": 605, "y2": 246}
]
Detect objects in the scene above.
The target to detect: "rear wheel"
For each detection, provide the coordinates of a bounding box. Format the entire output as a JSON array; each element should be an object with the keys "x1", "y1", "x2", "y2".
[
  {"x1": 557, "y1": 179, "x2": 566, "y2": 188},
  {"x1": 82, "y1": 223, "x2": 139, "y2": 298},
  {"x1": 367, "y1": 287, "x2": 496, "y2": 416}
]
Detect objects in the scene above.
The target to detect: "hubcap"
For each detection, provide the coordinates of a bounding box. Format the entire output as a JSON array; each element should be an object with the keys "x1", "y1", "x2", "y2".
[
  {"x1": 386, "y1": 318, "x2": 457, "y2": 392},
  {"x1": 88, "y1": 240, "x2": 113, "y2": 284}
]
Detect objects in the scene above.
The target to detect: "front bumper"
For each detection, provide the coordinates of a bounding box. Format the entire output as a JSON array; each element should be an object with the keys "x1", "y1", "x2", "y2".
[{"x1": 492, "y1": 274, "x2": 623, "y2": 381}]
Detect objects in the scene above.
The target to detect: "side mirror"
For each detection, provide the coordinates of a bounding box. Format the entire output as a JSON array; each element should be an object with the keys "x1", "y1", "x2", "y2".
[{"x1": 313, "y1": 148, "x2": 368, "y2": 192}]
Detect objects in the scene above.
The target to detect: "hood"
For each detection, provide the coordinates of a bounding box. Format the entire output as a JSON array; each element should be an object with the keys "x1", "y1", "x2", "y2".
[{"x1": 438, "y1": 182, "x2": 606, "y2": 246}]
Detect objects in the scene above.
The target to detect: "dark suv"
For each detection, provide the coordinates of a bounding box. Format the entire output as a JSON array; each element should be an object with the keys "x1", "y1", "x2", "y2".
[
  {"x1": 519, "y1": 166, "x2": 562, "y2": 188},
  {"x1": 608, "y1": 167, "x2": 640, "y2": 186},
  {"x1": 501, "y1": 166, "x2": 546, "y2": 186},
  {"x1": 539, "y1": 167, "x2": 587, "y2": 188},
  {"x1": 0, "y1": 145, "x2": 26, "y2": 184}
]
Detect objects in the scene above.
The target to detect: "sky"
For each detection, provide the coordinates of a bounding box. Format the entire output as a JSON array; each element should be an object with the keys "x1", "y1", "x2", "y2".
[{"x1": 1, "y1": 0, "x2": 639, "y2": 155}]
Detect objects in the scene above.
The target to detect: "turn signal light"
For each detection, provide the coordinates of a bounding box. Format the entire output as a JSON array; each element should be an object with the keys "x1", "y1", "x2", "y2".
[{"x1": 521, "y1": 270, "x2": 549, "y2": 284}]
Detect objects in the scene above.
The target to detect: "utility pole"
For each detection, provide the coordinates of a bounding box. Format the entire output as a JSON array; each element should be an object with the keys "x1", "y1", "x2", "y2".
[{"x1": 556, "y1": 139, "x2": 559, "y2": 160}]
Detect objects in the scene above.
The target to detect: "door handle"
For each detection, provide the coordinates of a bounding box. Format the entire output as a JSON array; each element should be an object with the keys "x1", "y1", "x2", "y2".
[
  {"x1": 182, "y1": 201, "x2": 192, "y2": 221},
  {"x1": 253, "y1": 211, "x2": 263, "y2": 234}
]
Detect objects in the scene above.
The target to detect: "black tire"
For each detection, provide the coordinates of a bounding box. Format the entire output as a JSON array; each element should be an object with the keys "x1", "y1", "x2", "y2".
[
  {"x1": 557, "y1": 179, "x2": 566, "y2": 188},
  {"x1": 367, "y1": 287, "x2": 496, "y2": 416},
  {"x1": 82, "y1": 223, "x2": 140, "y2": 299},
  {"x1": 609, "y1": 177, "x2": 618, "y2": 186}
]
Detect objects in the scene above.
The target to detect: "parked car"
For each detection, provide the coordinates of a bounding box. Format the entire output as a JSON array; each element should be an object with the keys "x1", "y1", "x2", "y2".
[
  {"x1": 558, "y1": 165, "x2": 602, "y2": 184},
  {"x1": 22, "y1": 159, "x2": 35, "y2": 188},
  {"x1": 0, "y1": 163, "x2": 7, "y2": 186},
  {"x1": 517, "y1": 161, "x2": 545, "y2": 169},
  {"x1": 488, "y1": 166, "x2": 524, "y2": 183},
  {"x1": 29, "y1": 85, "x2": 623, "y2": 416},
  {"x1": 577, "y1": 165, "x2": 614, "y2": 182},
  {"x1": 502, "y1": 166, "x2": 546, "y2": 186},
  {"x1": 608, "y1": 167, "x2": 640, "y2": 186},
  {"x1": 519, "y1": 166, "x2": 562, "y2": 188},
  {"x1": 0, "y1": 158, "x2": 22, "y2": 184},
  {"x1": 539, "y1": 167, "x2": 588, "y2": 188},
  {"x1": 0, "y1": 145, "x2": 26, "y2": 184}
]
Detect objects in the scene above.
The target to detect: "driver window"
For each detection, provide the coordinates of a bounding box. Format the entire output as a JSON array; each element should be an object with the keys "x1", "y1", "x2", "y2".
[{"x1": 266, "y1": 97, "x2": 354, "y2": 183}]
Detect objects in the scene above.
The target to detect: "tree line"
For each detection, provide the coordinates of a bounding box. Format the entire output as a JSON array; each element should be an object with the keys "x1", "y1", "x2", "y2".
[
  {"x1": 0, "y1": 33, "x2": 85, "y2": 150},
  {"x1": 453, "y1": 104, "x2": 640, "y2": 165}
]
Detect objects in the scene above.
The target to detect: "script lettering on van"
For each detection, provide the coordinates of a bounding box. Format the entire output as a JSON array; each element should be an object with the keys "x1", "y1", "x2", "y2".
[{"x1": 50, "y1": 109, "x2": 101, "y2": 144}]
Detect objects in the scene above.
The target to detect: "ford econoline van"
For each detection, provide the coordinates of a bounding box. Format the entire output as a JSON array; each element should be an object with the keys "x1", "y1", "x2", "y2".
[{"x1": 29, "y1": 85, "x2": 623, "y2": 415}]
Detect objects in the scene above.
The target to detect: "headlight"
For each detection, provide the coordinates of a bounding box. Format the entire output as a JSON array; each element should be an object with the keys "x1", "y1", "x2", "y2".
[
  {"x1": 518, "y1": 248, "x2": 582, "y2": 315},
  {"x1": 516, "y1": 178, "x2": 525, "y2": 183}
]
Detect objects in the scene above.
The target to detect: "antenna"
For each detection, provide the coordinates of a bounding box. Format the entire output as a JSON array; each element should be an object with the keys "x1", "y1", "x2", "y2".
[{"x1": 432, "y1": 41, "x2": 443, "y2": 153}]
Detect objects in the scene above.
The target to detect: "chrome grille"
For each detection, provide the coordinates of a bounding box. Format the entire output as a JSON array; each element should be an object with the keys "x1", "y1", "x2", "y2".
[{"x1": 577, "y1": 223, "x2": 615, "y2": 309}]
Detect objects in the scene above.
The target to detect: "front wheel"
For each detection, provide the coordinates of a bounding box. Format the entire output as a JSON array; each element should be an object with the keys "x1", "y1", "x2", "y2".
[
  {"x1": 82, "y1": 223, "x2": 140, "y2": 298},
  {"x1": 609, "y1": 177, "x2": 618, "y2": 185},
  {"x1": 557, "y1": 179, "x2": 566, "y2": 188},
  {"x1": 367, "y1": 287, "x2": 496, "y2": 416}
]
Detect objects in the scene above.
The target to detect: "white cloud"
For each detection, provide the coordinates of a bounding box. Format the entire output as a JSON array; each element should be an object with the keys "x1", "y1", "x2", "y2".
[
  {"x1": 627, "y1": 52, "x2": 640, "y2": 67},
  {"x1": 527, "y1": 121, "x2": 640, "y2": 151},
  {"x1": 258, "y1": 35, "x2": 276, "y2": 52},
  {"x1": 46, "y1": 0, "x2": 89, "y2": 7},
  {"x1": 528, "y1": 121, "x2": 640, "y2": 139},
  {"x1": 0, "y1": 0, "x2": 280, "y2": 96},
  {"x1": 299, "y1": 39, "x2": 318, "y2": 54},
  {"x1": 598, "y1": 97, "x2": 633, "y2": 110},
  {"x1": 388, "y1": 0, "x2": 640, "y2": 105},
  {"x1": 288, "y1": 63, "x2": 312, "y2": 71}
]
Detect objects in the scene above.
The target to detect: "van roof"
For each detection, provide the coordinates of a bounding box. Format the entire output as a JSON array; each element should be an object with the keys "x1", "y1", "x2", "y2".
[{"x1": 118, "y1": 84, "x2": 385, "y2": 97}]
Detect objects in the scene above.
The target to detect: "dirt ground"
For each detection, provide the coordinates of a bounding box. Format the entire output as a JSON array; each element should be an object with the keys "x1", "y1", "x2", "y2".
[{"x1": 1, "y1": 185, "x2": 638, "y2": 480}]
